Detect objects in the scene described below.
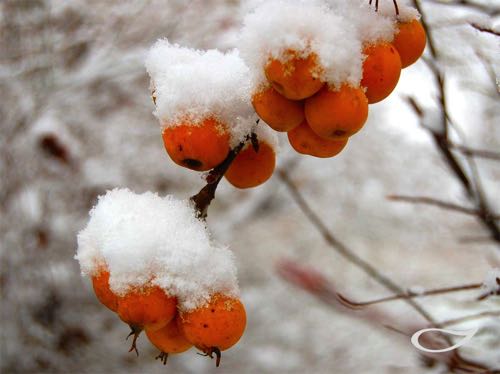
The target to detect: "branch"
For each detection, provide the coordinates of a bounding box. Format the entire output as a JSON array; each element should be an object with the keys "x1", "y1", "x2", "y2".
[
  {"x1": 277, "y1": 169, "x2": 441, "y2": 328},
  {"x1": 470, "y1": 23, "x2": 500, "y2": 37},
  {"x1": 439, "y1": 310, "x2": 500, "y2": 327},
  {"x1": 190, "y1": 132, "x2": 255, "y2": 219},
  {"x1": 422, "y1": 0, "x2": 500, "y2": 16},
  {"x1": 447, "y1": 142, "x2": 500, "y2": 161},
  {"x1": 387, "y1": 195, "x2": 500, "y2": 220},
  {"x1": 337, "y1": 282, "x2": 482, "y2": 307},
  {"x1": 277, "y1": 259, "x2": 494, "y2": 373},
  {"x1": 411, "y1": 1, "x2": 500, "y2": 245}
]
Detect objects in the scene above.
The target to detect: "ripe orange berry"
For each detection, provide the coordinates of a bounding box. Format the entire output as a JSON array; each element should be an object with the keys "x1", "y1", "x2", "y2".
[
  {"x1": 252, "y1": 86, "x2": 304, "y2": 132},
  {"x1": 117, "y1": 286, "x2": 177, "y2": 332},
  {"x1": 162, "y1": 118, "x2": 230, "y2": 171},
  {"x1": 91, "y1": 268, "x2": 119, "y2": 312},
  {"x1": 392, "y1": 19, "x2": 426, "y2": 68},
  {"x1": 304, "y1": 85, "x2": 368, "y2": 139},
  {"x1": 361, "y1": 42, "x2": 402, "y2": 103},
  {"x1": 225, "y1": 140, "x2": 276, "y2": 189},
  {"x1": 265, "y1": 51, "x2": 324, "y2": 100},
  {"x1": 178, "y1": 294, "x2": 246, "y2": 354},
  {"x1": 288, "y1": 120, "x2": 348, "y2": 158},
  {"x1": 146, "y1": 316, "x2": 193, "y2": 356}
]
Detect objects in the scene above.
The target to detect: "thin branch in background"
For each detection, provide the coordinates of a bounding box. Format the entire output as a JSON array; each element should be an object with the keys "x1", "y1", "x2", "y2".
[
  {"x1": 459, "y1": 235, "x2": 498, "y2": 244},
  {"x1": 470, "y1": 23, "x2": 500, "y2": 37},
  {"x1": 387, "y1": 195, "x2": 500, "y2": 220},
  {"x1": 404, "y1": 56, "x2": 500, "y2": 243},
  {"x1": 277, "y1": 259, "x2": 494, "y2": 373},
  {"x1": 422, "y1": 0, "x2": 500, "y2": 16},
  {"x1": 410, "y1": 1, "x2": 500, "y2": 245},
  {"x1": 406, "y1": 95, "x2": 500, "y2": 243},
  {"x1": 337, "y1": 283, "x2": 482, "y2": 307},
  {"x1": 472, "y1": 48, "x2": 500, "y2": 97},
  {"x1": 448, "y1": 143, "x2": 500, "y2": 161},
  {"x1": 277, "y1": 169, "x2": 442, "y2": 328},
  {"x1": 439, "y1": 310, "x2": 500, "y2": 327}
]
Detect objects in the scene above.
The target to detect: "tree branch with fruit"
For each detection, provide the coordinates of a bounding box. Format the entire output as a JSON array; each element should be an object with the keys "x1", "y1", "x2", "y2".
[{"x1": 75, "y1": 0, "x2": 499, "y2": 370}]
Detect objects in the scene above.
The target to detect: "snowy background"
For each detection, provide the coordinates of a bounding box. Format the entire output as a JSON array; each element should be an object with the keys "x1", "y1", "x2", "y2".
[{"x1": 1, "y1": 0, "x2": 499, "y2": 373}]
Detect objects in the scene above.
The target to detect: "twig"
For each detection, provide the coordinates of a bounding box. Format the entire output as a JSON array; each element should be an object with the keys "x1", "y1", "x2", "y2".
[
  {"x1": 439, "y1": 310, "x2": 500, "y2": 327},
  {"x1": 387, "y1": 195, "x2": 500, "y2": 220},
  {"x1": 470, "y1": 23, "x2": 500, "y2": 37},
  {"x1": 277, "y1": 169, "x2": 442, "y2": 328},
  {"x1": 393, "y1": 0, "x2": 400, "y2": 16},
  {"x1": 190, "y1": 134, "x2": 253, "y2": 219},
  {"x1": 448, "y1": 143, "x2": 500, "y2": 161},
  {"x1": 277, "y1": 259, "x2": 494, "y2": 373},
  {"x1": 422, "y1": 0, "x2": 500, "y2": 16},
  {"x1": 408, "y1": 0, "x2": 500, "y2": 245},
  {"x1": 337, "y1": 283, "x2": 482, "y2": 307}
]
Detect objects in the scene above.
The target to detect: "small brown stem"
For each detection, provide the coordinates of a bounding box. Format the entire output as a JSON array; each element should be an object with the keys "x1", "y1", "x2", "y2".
[
  {"x1": 126, "y1": 324, "x2": 142, "y2": 356},
  {"x1": 189, "y1": 121, "x2": 258, "y2": 219},
  {"x1": 393, "y1": 0, "x2": 400, "y2": 16},
  {"x1": 155, "y1": 351, "x2": 168, "y2": 365},
  {"x1": 197, "y1": 347, "x2": 222, "y2": 367}
]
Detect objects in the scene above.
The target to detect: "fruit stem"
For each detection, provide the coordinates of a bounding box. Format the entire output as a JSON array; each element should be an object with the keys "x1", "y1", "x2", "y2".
[
  {"x1": 393, "y1": 0, "x2": 399, "y2": 16},
  {"x1": 198, "y1": 347, "x2": 222, "y2": 367},
  {"x1": 190, "y1": 121, "x2": 259, "y2": 219},
  {"x1": 155, "y1": 351, "x2": 169, "y2": 365},
  {"x1": 126, "y1": 324, "x2": 142, "y2": 356}
]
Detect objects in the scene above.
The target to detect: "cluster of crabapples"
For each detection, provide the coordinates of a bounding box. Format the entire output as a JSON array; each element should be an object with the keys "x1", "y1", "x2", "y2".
[
  {"x1": 77, "y1": 189, "x2": 245, "y2": 366},
  {"x1": 251, "y1": 5, "x2": 426, "y2": 159},
  {"x1": 92, "y1": 270, "x2": 245, "y2": 366},
  {"x1": 152, "y1": 0, "x2": 426, "y2": 190}
]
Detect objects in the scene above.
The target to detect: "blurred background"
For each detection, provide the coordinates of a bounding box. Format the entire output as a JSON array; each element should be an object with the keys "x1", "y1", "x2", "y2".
[{"x1": 1, "y1": 0, "x2": 499, "y2": 373}]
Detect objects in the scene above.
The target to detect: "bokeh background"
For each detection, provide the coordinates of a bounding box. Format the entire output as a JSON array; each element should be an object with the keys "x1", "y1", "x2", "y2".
[{"x1": 1, "y1": 0, "x2": 499, "y2": 373}]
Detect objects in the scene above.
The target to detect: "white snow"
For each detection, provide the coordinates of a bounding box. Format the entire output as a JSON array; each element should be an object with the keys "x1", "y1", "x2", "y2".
[
  {"x1": 239, "y1": 0, "x2": 422, "y2": 92},
  {"x1": 325, "y1": 0, "x2": 397, "y2": 44},
  {"x1": 145, "y1": 39, "x2": 256, "y2": 146},
  {"x1": 75, "y1": 188, "x2": 239, "y2": 311},
  {"x1": 239, "y1": 0, "x2": 364, "y2": 91}
]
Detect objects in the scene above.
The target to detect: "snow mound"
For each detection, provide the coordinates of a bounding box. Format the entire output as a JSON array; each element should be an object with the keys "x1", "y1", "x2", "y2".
[
  {"x1": 326, "y1": 0, "x2": 397, "y2": 44},
  {"x1": 239, "y1": 0, "x2": 363, "y2": 91},
  {"x1": 75, "y1": 188, "x2": 239, "y2": 311},
  {"x1": 239, "y1": 0, "x2": 421, "y2": 92},
  {"x1": 145, "y1": 40, "x2": 256, "y2": 146}
]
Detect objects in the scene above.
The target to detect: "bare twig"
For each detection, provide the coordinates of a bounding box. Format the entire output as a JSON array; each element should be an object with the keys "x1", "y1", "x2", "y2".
[
  {"x1": 423, "y1": 0, "x2": 500, "y2": 16},
  {"x1": 408, "y1": 0, "x2": 500, "y2": 245},
  {"x1": 337, "y1": 283, "x2": 482, "y2": 307},
  {"x1": 470, "y1": 23, "x2": 500, "y2": 37},
  {"x1": 439, "y1": 310, "x2": 500, "y2": 327},
  {"x1": 448, "y1": 143, "x2": 500, "y2": 161},
  {"x1": 277, "y1": 260, "x2": 494, "y2": 373},
  {"x1": 387, "y1": 195, "x2": 500, "y2": 220}
]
